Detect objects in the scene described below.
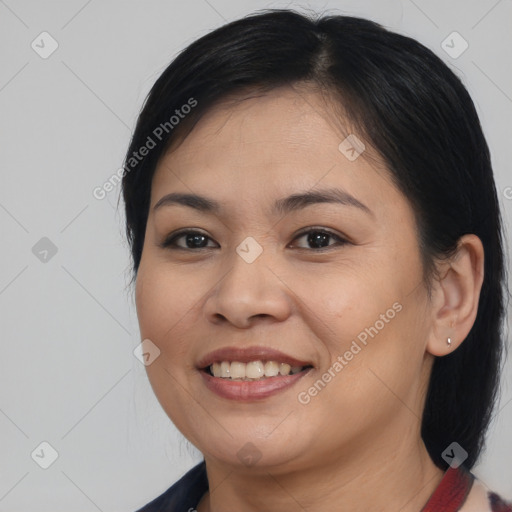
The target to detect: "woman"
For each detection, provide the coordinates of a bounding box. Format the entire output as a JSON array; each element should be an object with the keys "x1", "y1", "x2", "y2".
[{"x1": 122, "y1": 9, "x2": 512, "y2": 511}]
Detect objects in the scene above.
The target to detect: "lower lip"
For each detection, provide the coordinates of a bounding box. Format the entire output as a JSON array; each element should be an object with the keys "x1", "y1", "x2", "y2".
[{"x1": 200, "y1": 369, "x2": 312, "y2": 401}]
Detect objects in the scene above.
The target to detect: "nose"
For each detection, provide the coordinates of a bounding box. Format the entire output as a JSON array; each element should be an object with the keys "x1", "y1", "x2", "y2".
[{"x1": 203, "y1": 247, "x2": 293, "y2": 329}]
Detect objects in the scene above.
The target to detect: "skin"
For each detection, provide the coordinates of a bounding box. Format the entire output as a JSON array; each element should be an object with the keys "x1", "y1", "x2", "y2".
[{"x1": 135, "y1": 84, "x2": 484, "y2": 511}]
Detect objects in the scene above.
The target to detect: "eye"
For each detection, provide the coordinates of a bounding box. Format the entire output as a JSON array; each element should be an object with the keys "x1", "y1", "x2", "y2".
[
  {"x1": 159, "y1": 227, "x2": 349, "y2": 251},
  {"x1": 160, "y1": 229, "x2": 218, "y2": 250},
  {"x1": 289, "y1": 227, "x2": 348, "y2": 251}
]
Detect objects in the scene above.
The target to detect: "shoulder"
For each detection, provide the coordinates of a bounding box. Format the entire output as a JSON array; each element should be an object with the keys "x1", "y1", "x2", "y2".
[
  {"x1": 133, "y1": 460, "x2": 208, "y2": 512},
  {"x1": 421, "y1": 464, "x2": 511, "y2": 512},
  {"x1": 488, "y1": 491, "x2": 512, "y2": 512},
  {"x1": 462, "y1": 474, "x2": 512, "y2": 512}
]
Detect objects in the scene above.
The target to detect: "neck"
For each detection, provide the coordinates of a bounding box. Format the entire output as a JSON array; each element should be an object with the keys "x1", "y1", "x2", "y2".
[{"x1": 197, "y1": 423, "x2": 444, "y2": 512}]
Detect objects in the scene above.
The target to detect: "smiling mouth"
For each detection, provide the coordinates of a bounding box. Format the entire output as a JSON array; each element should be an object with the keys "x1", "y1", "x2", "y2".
[{"x1": 202, "y1": 360, "x2": 314, "y2": 381}]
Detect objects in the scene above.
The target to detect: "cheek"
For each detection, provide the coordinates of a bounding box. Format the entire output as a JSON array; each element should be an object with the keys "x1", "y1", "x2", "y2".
[
  {"x1": 135, "y1": 264, "x2": 198, "y2": 361},
  {"x1": 294, "y1": 260, "x2": 404, "y2": 347},
  {"x1": 302, "y1": 257, "x2": 427, "y2": 392},
  {"x1": 328, "y1": 293, "x2": 429, "y2": 419},
  {"x1": 135, "y1": 266, "x2": 204, "y2": 432}
]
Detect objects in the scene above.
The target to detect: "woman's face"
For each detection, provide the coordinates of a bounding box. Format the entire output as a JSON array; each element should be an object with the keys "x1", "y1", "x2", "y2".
[{"x1": 135, "y1": 86, "x2": 435, "y2": 472}]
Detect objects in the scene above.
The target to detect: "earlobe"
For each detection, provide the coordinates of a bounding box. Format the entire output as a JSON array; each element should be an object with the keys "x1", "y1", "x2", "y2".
[{"x1": 426, "y1": 234, "x2": 484, "y2": 357}]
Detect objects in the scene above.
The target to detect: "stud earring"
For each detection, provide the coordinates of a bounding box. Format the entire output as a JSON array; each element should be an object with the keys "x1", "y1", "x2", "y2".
[{"x1": 447, "y1": 337, "x2": 452, "y2": 346}]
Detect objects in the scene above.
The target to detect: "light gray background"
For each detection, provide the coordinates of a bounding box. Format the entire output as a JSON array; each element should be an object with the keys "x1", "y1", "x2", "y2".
[{"x1": 1, "y1": 0, "x2": 511, "y2": 510}]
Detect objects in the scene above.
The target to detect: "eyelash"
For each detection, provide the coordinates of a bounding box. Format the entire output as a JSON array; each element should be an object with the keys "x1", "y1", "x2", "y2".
[{"x1": 160, "y1": 227, "x2": 349, "y2": 252}]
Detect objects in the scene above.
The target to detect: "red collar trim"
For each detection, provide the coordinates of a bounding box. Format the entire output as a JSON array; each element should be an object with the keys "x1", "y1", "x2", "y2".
[{"x1": 420, "y1": 466, "x2": 474, "y2": 512}]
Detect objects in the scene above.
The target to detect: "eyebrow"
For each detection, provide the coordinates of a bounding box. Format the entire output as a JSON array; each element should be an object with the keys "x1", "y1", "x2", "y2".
[{"x1": 153, "y1": 187, "x2": 373, "y2": 217}]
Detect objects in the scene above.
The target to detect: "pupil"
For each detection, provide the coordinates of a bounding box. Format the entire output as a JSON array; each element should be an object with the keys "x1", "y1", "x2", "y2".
[
  {"x1": 308, "y1": 232, "x2": 330, "y2": 249},
  {"x1": 183, "y1": 232, "x2": 331, "y2": 249},
  {"x1": 187, "y1": 234, "x2": 207, "y2": 248}
]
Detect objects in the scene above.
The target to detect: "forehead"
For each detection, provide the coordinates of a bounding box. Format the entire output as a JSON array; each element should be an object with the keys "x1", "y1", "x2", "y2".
[
  {"x1": 151, "y1": 86, "x2": 396, "y2": 212},
  {"x1": 163, "y1": 86, "x2": 353, "y2": 160}
]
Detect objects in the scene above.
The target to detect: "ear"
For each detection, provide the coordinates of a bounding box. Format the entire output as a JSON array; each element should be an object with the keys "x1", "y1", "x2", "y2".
[{"x1": 426, "y1": 234, "x2": 485, "y2": 357}]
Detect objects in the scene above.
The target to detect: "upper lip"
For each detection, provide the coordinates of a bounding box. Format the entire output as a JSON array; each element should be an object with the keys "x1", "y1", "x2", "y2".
[{"x1": 197, "y1": 346, "x2": 314, "y2": 369}]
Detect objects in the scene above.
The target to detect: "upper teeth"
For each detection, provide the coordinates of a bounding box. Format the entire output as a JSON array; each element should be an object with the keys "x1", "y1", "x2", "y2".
[{"x1": 210, "y1": 361, "x2": 304, "y2": 380}]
